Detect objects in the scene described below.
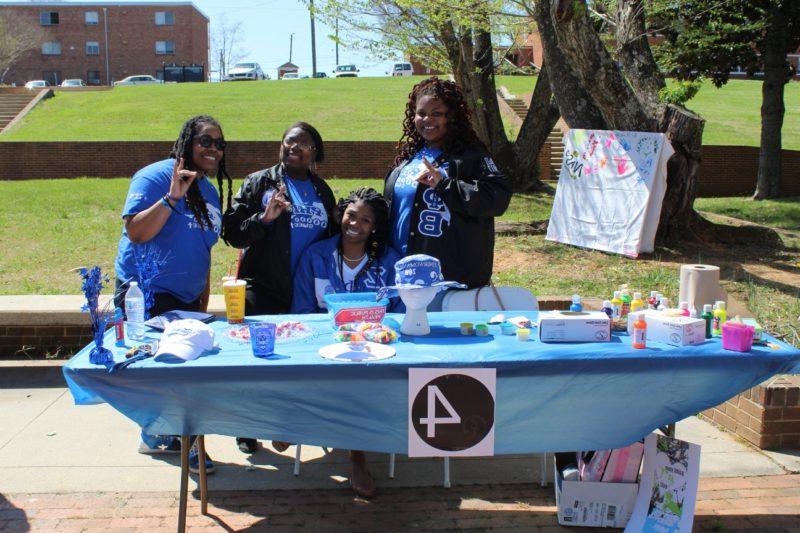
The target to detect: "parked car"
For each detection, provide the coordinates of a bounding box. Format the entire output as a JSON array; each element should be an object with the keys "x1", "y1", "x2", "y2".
[
  {"x1": 60, "y1": 79, "x2": 86, "y2": 87},
  {"x1": 333, "y1": 64, "x2": 359, "y2": 78},
  {"x1": 24, "y1": 80, "x2": 50, "y2": 89},
  {"x1": 313, "y1": 72, "x2": 328, "y2": 78},
  {"x1": 113, "y1": 75, "x2": 163, "y2": 86},
  {"x1": 391, "y1": 62, "x2": 413, "y2": 77},
  {"x1": 281, "y1": 72, "x2": 300, "y2": 80},
  {"x1": 225, "y1": 62, "x2": 268, "y2": 81}
]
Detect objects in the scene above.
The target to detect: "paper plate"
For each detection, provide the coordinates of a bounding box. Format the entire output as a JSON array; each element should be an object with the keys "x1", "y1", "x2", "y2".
[{"x1": 318, "y1": 341, "x2": 396, "y2": 362}]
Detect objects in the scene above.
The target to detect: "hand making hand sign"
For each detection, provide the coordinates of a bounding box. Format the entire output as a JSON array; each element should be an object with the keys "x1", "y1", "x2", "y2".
[
  {"x1": 261, "y1": 184, "x2": 291, "y2": 224},
  {"x1": 168, "y1": 157, "x2": 199, "y2": 201},
  {"x1": 415, "y1": 157, "x2": 444, "y2": 188}
]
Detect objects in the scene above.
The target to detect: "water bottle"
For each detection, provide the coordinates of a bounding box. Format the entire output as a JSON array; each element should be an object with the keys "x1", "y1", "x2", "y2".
[{"x1": 125, "y1": 281, "x2": 145, "y2": 340}]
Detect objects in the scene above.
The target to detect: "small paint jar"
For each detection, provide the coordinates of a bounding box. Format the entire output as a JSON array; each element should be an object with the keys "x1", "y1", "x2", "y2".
[
  {"x1": 475, "y1": 324, "x2": 489, "y2": 336},
  {"x1": 460, "y1": 322, "x2": 474, "y2": 335},
  {"x1": 516, "y1": 328, "x2": 531, "y2": 342},
  {"x1": 500, "y1": 322, "x2": 516, "y2": 335}
]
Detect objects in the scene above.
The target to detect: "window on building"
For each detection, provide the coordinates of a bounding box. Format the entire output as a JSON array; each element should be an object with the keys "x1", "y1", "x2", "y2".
[
  {"x1": 42, "y1": 42, "x2": 61, "y2": 55},
  {"x1": 87, "y1": 70, "x2": 101, "y2": 85},
  {"x1": 40, "y1": 11, "x2": 59, "y2": 25},
  {"x1": 42, "y1": 71, "x2": 61, "y2": 86},
  {"x1": 86, "y1": 41, "x2": 100, "y2": 56},
  {"x1": 155, "y1": 11, "x2": 174, "y2": 25},
  {"x1": 85, "y1": 11, "x2": 99, "y2": 25},
  {"x1": 155, "y1": 41, "x2": 175, "y2": 55}
]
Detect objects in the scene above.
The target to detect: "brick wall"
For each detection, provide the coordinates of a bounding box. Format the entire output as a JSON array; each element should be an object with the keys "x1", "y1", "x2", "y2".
[
  {"x1": 701, "y1": 375, "x2": 800, "y2": 450},
  {"x1": 0, "y1": 141, "x2": 555, "y2": 182},
  {"x1": 698, "y1": 146, "x2": 800, "y2": 197}
]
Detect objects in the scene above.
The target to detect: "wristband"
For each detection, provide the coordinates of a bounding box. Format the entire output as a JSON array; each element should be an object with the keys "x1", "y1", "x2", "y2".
[
  {"x1": 166, "y1": 193, "x2": 180, "y2": 203},
  {"x1": 161, "y1": 195, "x2": 176, "y2": 212}
]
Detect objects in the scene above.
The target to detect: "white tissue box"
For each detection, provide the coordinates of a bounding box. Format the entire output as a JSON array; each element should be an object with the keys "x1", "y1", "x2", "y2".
[
  {"x1": 538, "y1": 311, "x2": 611, "y2": 343},
  {"x1": 646, "y1": 314, "x2": 706, "y2": 346}
]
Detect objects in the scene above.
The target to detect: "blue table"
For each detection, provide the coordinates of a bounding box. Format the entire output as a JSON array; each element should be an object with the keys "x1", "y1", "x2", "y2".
[{"x1": 64, "y1": 311, "x2": 800, "y2": 454}]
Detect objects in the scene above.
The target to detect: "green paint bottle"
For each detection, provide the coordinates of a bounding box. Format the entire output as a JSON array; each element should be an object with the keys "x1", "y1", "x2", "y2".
[{"x1": 701, "y1": 304, "x2": 713, "y2": 339}]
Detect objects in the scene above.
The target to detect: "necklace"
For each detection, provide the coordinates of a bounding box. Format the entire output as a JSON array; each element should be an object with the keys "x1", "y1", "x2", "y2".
[{"x1": 342, "y1": 252, "x2": 367, "y2": 263}]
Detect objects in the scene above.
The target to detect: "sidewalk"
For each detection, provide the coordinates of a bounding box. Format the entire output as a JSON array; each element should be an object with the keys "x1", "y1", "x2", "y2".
[{"x1": 1, "y1": 373, "x2": 799, "y2": 531}]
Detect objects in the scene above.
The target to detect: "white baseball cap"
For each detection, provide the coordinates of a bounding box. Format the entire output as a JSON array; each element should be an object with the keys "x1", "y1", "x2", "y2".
[{"x1": 155, "y1": 319, "x2": 215, "y2": 361}]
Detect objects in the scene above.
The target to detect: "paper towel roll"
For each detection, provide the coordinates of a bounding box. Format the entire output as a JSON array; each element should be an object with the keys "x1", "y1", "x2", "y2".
[{"x1": 679, "y1": 264, "x2": 727, "y2": 311}]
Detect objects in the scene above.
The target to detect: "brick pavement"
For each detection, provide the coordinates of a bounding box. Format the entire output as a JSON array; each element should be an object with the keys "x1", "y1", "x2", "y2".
[{"x1": 1, "y1": 474, "x2": 799, "y2": 532}]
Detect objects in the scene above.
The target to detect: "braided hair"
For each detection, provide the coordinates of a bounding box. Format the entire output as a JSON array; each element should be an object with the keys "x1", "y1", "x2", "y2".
[
  {"x1": 394, "y1": 77, "x2": 486, "y2": 166},
  {"x1": 168, "y1": 115, "x2": 233, "y2": 235},
  {"x1": 334, "y1": 187, "x2": 390, "y2": 290}
]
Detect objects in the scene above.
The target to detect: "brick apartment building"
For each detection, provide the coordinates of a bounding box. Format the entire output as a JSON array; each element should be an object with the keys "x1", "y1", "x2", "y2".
[{"x1": 0, "y1": 1, "x2": 209, "y2": 86}]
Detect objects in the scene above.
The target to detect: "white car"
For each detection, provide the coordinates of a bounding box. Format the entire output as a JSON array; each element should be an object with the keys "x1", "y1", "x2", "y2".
[
  {"x1": 281, "y1": 72, "x2": 300, "y2": 80},
  {"x1": 333, "y1": 64, "x2": 359, "y2": 78},
  {"x1": 391, "y1": 62, "x2": 413, "y2": 77},
  {"x1": 225, "y1": 62, "x2": 268, "y2": 81},
  {"x1": 24, "y1": 80, "x2": 50, "y2": 89},
  {"x1": 113, "y1": 75, "x2": 163, "y2": 86},
  {"x1": 60, "y1": 79, "x2": 86, "y2": 87}
]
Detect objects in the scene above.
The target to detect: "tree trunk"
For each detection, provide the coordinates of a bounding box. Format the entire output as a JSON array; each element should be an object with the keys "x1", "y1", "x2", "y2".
[{"x1": 753, "y1": 1, "x2": 788, "y2": 200}]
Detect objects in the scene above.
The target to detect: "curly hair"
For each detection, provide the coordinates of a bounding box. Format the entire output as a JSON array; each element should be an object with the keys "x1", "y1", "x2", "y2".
[
  {"x1": 169, "y1": 115, "x2": 233, "y2": 235},
  {"x1": 334, "y1": 187, "x2": 390, "y2": 289},
  {"x1": 394, "y1": 77, "x2": 485, "y2": 166}
]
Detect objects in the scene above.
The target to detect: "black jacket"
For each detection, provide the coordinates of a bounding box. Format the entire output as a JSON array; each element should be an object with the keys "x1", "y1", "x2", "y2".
[
  {"x1": 222, "y1": 164, "x2": 337, "y2": 313},
  {"x1": 384, "y1": 145, "x2": 511, "y2": 289}
]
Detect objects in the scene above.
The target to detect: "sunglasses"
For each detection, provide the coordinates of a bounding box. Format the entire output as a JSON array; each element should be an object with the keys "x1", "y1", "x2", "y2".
[
  {"x1": 196, "y1": 134, "x2": 227, "y2": 150},
  {"x1": 282, "y1": 139, "x2": 316, "y2": 152}
]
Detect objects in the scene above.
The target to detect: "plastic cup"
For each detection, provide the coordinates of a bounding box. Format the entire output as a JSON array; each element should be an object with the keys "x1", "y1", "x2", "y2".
[
  {"x1": 475, "y1": 324, "x2": 489, "y2": 337},
  {"x1": 460, "y1": 322, "x2": 474, "y2": 335},
  {"x1": 223, "y1": 279, "x2": 246, "y2": 324},
  {"x1": 516, "y1": 328, "x2": 531, "y2": 342},
  {"x1": 500, "y1": 322, "x2": 516, "y2": 335},
  {"x1": 249, "y1": 322, "x2": 277, "y2": 358}
]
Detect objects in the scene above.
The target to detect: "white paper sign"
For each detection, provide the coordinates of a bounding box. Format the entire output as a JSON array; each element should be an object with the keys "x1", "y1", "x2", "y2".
[
  {"x1": 408, "y1": 368, "x2": 496, "y2": 457},
  {"x1": 625, "y1": 433, "x2": 701, "y2": 533},
  {"x1": 546, "y1": 130, "x2": 674, "y2": 257}
]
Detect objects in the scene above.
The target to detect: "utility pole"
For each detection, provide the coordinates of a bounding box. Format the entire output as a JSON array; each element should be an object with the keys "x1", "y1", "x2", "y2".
[
  {"x1": 219, "y1": 49, "x2": 224, "y2": 81},
  {"x1": 102, "y1": 7, "x2": 110, "y2": 84},
  {"x1": 310, "y1": 0, "x2": 317, "y2": 77},
  {"x1": 335, "y1": 18, "x2": 339, "y2": 66},
  {"x1": 289, "y1": 33, "x2": 294, "y2": 63}
]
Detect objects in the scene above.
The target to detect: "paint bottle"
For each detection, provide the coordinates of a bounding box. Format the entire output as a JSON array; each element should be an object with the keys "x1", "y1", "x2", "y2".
[
  {"x1": 621, "y1": 290, "x2": 632, "y2": 318},
  {"x1": 632, "y1": 313, "x2": 647, "y2": 349},
  {"x1": 114, "y1": 307, "x2": 125, "y2": 347},
  {"x1": 701, "y1": 304, "x2": 714, "y2": 339},
  {"x1": 631, "y1": 292, "x2": 645, "y2": 314},
  {"x1": 570, "y1": 294, "x2": 583, "y2": 312},
  {"x1": 657, "y1": 297, "x2": 670, "y2": 312},
  {"x1": 678, "y1": 301, "x2": 690, "y2": 317},
  {"x1": 689, "y1": 305, "x2": 698, "y2": 318},
  {"x1": 601, "y1": 300, "x2": 614, "y2": 319},
  {"x1": 712, "y1": 301, "x2": 727, "y2": 336},
  {"x1": 647, "y1": 291, "x2": 659, "y2": 310},
  {"x1": 611, "y1": 291, "x2": 622, "y2": 319}
]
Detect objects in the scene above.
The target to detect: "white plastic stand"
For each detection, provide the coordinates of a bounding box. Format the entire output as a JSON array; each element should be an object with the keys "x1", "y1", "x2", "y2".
[{"x1": 398, "y1": 286, "x2": 438, "y2": 336}]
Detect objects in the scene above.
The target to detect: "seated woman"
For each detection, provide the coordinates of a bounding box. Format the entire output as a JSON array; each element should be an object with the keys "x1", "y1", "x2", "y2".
[
  {"x1": 291, "y1": 187, "x2": 400, "y2": 498},
  {"x1": 292, "y1": 187, "x2": 400, "y2": 314}
]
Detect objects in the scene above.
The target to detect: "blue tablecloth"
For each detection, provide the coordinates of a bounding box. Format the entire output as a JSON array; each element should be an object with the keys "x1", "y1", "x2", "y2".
[{"x1": 63, "y1": 311, "x2": 800, "y2": 454}]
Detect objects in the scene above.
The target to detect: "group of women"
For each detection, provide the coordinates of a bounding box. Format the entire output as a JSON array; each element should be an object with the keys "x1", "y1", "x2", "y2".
[{"x1": 114, "y1": 77, "x2": 512, "y2": 498}]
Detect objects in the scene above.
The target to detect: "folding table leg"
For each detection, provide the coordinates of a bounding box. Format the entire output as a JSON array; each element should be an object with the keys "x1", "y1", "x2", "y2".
[
  {"x1": 177, "y1": 435, "x2": 190, "y2": 533},
  {"x1": 539, "y1": 453, "x2": 548, "y2": 487},
  {"x1": 443, "y1": 457, "x2": 451, "y2": 488},
  {"x1": 388, "y1": 453, "x2": 395, "y2": 479},
  {"x1": 293, "y1": 444, "x2": 302, "y2": 476},
  {"x1": 197, "y1": 435, "x2": 208, "y2": 515}
]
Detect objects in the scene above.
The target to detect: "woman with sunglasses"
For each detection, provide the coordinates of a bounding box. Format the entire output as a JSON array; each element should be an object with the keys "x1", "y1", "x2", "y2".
[
  {"x1": 113, "y1": 115, "x2": 232, "y2": 473},
  {"x1": 222, "y1": 121, "x2": 336, "y2": 454}
]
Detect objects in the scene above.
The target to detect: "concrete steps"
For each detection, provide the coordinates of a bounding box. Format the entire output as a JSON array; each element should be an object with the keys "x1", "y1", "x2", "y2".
[
  {"x1": 500, "y1": 94, "x2": 564, "y2": 179},
  {"x1": 0, "y1": 92, "x2": 38, "y2": 131}
]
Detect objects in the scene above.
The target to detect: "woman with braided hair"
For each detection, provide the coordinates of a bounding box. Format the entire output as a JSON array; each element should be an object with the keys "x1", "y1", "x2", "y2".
[
  {"x1": 385, "y1": 77, "x2": 511, "y2": 310},
  {"x1": 291, "y1": 187, "x2": 401, "y2": 314},
  {"x1": 113, "y1": 115, "x2": 232, "y2": 471}
]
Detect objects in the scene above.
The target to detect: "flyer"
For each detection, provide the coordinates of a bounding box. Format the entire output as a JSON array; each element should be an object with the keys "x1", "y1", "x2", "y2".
[{"x1": 624, "y1": 433, "x2": 701, "y2": 533}]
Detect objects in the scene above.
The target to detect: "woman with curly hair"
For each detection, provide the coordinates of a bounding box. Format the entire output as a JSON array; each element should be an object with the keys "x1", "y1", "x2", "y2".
[
  {"x1": 291, "y1": 187, "x2": 401, "y2": 314},
  {"x1": 385, "y1": 77, "x2": 512, "y2": 309},
  {"x1": 113, "y1": 115, "x2": 232, "y2": 472}
]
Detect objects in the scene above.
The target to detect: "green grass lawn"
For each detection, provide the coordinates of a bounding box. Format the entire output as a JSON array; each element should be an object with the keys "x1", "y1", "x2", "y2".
[
  {"x1": 695, "y1": 196, "x2": 800, "y2": 231},
  {"x1": 4, "y1": 76, "x2": 795, "y2": 150}
]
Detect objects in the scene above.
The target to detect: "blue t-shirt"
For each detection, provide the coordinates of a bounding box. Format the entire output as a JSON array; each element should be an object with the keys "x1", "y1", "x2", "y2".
[
  {"x1": 284, "y1": 175, "x2": 328, "y2": 274},
  {"x1": 114, "y1": 159, "x2": 221, "y2": 303},
  {"x1": 390, "y1": 146, "x2": 450, "y2": 254}
]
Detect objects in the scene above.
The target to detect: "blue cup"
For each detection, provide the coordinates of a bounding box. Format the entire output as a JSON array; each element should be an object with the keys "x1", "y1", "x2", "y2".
[{"x1": 249, "y1": 322, "x2": 277, "y2": 358}]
